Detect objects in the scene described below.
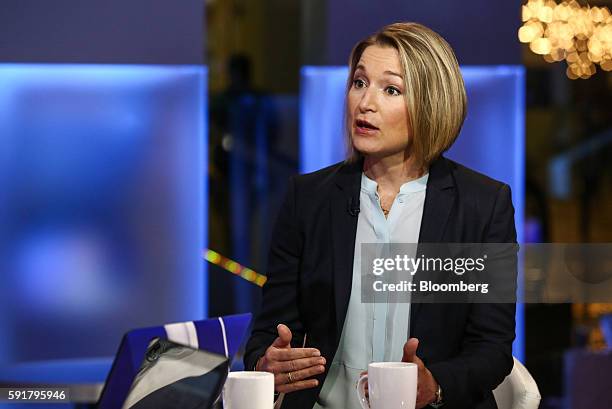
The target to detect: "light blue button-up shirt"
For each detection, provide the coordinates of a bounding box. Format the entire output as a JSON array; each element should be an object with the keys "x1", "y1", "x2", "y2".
[{"x1": 313, "y1": 171, "x2": 429, "y2": 409}]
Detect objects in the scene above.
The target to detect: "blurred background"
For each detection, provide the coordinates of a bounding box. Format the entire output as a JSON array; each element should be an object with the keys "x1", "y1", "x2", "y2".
[{"x1": 1, "y1": 0, "x2": 611, "y2": 408}]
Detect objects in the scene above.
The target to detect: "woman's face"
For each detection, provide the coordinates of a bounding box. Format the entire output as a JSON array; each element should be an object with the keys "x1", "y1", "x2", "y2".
[{"x1": 348, "y1": 45, "x2": 411, "y2": 160}]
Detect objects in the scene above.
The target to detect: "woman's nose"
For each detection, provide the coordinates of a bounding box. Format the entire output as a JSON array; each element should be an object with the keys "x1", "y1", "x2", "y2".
[{"x1": 358, "y1": 88, "x2": 377, "y2": 113}]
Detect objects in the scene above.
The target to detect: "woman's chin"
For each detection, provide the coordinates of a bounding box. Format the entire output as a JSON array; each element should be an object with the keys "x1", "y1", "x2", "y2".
[
  {"x1": 351, "y1": 138, "x2": 381, "y2": 156},
  {"x1": 352, "y1": 141, "x2": 390, "y2": 158}
]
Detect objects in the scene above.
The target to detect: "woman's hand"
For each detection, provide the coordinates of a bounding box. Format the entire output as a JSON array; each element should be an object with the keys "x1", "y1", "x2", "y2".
[
  {"x1": 256, "y1": 324, "x2": 326, "y2": 393},
  {"x1": 360, "y1": 370, "x2": 369, "y2": 402},
  {"x1": 402, "y1": 338, "x2": 439, "y2": 408}
]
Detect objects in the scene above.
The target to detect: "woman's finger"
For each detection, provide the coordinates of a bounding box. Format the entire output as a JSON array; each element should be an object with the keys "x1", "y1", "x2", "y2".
[
  {"x1": 268, "y1": 356, "x2": 326, "y2": 373},
  {"x1": 272, "y1": 364, "x2": 325, "y2": 386},
  {"x1": 269, "y1": 347, "x2": 321, "y2": 361},
  {"x1": 276, "y1": 379, "x2": 319, "y2": 394},
  {"x1": 288, "y1": 364, "x2": 326, "y2": 382}
]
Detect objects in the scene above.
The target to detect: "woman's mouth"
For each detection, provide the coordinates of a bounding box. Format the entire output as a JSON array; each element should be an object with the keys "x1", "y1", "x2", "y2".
[{"x1": 354, "y1": 119, "x2": 379, "y2": 135}]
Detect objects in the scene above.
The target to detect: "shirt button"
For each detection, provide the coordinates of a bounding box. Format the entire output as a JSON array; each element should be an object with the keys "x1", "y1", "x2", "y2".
[{"x1": 398, "y1": 198, "x2": 404, "y2": 203}]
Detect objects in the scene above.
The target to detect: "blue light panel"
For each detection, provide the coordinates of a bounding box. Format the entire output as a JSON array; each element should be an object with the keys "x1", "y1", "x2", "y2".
[
  {"x1": 0, "y1": 64, "x2": 207, "y2": 366},
  {"x1": 300, "y1": 65, "x2": 525, "y2": 361}
]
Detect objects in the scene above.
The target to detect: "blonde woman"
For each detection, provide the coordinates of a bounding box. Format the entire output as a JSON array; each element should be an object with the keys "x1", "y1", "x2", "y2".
[{"x1": 245, "y1": 22, "x2": 516, "y2": 409}]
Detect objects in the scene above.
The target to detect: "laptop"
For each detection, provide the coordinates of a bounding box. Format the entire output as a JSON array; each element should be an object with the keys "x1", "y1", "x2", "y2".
[{"x1": 97, "y1": 313, "x2": 252, "y2": 409}]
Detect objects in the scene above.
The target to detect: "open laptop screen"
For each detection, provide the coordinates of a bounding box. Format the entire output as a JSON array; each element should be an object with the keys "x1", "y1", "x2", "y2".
[
  {"x1": 122, "y1": 338, "x2": 228, "y2": 409},
  {"x1": 97, "y1": 313, "x2": 251, "y2": 409}
]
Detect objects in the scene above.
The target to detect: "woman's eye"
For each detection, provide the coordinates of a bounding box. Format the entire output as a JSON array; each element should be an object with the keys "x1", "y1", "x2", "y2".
[
  {"x1": 353, "y1": 79, "x2": 366, "y2": 88},
  {"x1": 385, "y1": 86, "x2": 401, "y2": 96}
]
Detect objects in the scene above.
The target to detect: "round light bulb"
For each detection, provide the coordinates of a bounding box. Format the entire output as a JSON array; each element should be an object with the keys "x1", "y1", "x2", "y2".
[
  {"x1": 530, "y1": 37, "x2": 552, "y2": 54},
  {"x1": 601, "y1": 59, "x2": 612, "y2": 71},
  {"x1": 519, "y1": 25, "x2": 537, "y2": 43},
  {"x1": 566, "y1": 66, "x2": 579, "y2": 79},
  {"x1": 538, "y1": 6, "x2": 554, "y2": 23},
  {"x1": 522, "y1": 5, "x2": 533, "y2": 22}
]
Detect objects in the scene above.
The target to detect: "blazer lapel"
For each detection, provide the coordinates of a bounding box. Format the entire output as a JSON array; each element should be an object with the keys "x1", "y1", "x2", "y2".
[
  {"x1": 411, "y1": 156, "x2": 456, "y2": 331},
  {"x1": 330, "y1": 160, "x2": 362, "y2": 339}
]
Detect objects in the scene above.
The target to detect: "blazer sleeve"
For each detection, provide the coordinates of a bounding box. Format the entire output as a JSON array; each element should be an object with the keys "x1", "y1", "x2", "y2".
[
  {"x1": 427, "y1": 183, "x2": 517, "y2": 409},
  {"x1": 244, "y1": 176, "x2": 306, "y2": 371}
]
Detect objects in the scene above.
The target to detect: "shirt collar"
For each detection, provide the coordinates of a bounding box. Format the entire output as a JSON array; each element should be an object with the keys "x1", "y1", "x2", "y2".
[{"x1": 361, "y1": 171, "x2": 429, "y2": 195}]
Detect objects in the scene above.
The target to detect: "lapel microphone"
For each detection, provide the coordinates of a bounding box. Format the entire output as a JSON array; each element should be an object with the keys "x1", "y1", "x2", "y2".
[{"x1": 347, "y1": 195, "x2": 360, "y2": 217}]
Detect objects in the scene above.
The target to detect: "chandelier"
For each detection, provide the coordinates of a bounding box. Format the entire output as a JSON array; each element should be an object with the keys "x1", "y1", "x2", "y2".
[{"x1": 518, "y1": 0, "x2": 612, "y2": 79}]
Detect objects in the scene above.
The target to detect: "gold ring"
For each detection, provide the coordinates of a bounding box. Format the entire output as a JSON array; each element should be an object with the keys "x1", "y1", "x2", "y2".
[{"x1": 287, "y1": 371, "x2": 294, "y2": 383}]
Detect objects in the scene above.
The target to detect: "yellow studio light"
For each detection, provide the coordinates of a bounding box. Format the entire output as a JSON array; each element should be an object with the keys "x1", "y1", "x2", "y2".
[
  {"x1": 590, "y1": 7, "x2": 604, "y2": 24},
  {"x1": 519, "y1": 25, "x2": 538, "y2": 43},
  {"x1": 559, "y1": 23, "x2": 574, "y2": 41},
  {"x1": 588, "y1": 52, "x2": 602, "y2": 63},
  {"x1": 578, "y1": 51, "x2": 590, "y2": 63},
  {"x1": 203, "y1": 248, "x2": 268, "y2": 287},
  {"x1": 530, "y1": 37, "x2": 552, "y2": 54},
  {"x1": 538, "y1": 6, "x2": 554, "y2": 23},
  {"x1": 551, "y1": 48, "x2": 567, "y2": 61},
  {"x1": 522, "y1": 5, "x2": 534, "y2": 22},
  {"x1": 211, "y1": 252, "x2": 222, "y2": 264},
  {"x1": 601, "y1": 59, "x2": 612, "y2": 71},
  {"x1": 528, "y1": 0, "x2": 546, "y2": 15},
  {"x1": 570, "y1": 62, "x2": 582, "y2": 75},
  {"x1": 554, "y1": 3, "x2": 570, "y2": 21},
  {"x1": 566, "y1": 51, "x2": 579, "y2": 62},
  {"x1": 566, "y1": 66, "x2": 579, "y2": 79},
  {"x1": 513, "y1": 0, "x2": 612, "y2": 78},
  {"x1": 544, "y1": 53, "x2": 556, "y2": 63},
  {"x1": 588, "y1": 63, "x2": 596, "y2": 75},
  {"x1": 529, "y1": 20, "x2": 546, "y2": 36},
  {"x1": 588, "y1": 38, "x2": 603, "y2": 57},
  {"x1": 242, "y1": 269, "x2": 254, "y2": 280}
]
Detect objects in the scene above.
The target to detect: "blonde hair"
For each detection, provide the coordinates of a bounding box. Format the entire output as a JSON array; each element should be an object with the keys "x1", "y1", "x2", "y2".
[{"x1": 345, "y1": 22, "x2": 467, "y2": 169}]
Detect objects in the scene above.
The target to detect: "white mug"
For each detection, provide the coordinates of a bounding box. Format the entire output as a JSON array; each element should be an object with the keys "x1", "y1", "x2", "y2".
[
  {"x1": 223, "y1": 371, "x2": 274, "y2": 409},
  {"x1": 356, "y1": 362, "x2": 417, "y2": 409}
]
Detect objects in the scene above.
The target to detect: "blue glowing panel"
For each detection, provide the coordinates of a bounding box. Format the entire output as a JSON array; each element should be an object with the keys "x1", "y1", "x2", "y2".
[
  {"x1": 300, "y1": 67, "x2": 349, "y2": 174},
  {"x1": 0, "y1": 64, "x2": 207, "y2": 365},
  {"x1": 447, "y1": 67, "x2": 525, "y2": 361},
  {"x1": 300, "y1": 65, "x2": 525, "y2": 360},
  {"x1": 446, "y1": 66, "x2": 525, "y2": 242}
]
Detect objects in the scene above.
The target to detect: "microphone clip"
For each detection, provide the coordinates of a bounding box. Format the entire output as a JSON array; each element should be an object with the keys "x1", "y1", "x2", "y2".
[{"x1": 347, "y1": 196, "x2": 360, "y2": 217}]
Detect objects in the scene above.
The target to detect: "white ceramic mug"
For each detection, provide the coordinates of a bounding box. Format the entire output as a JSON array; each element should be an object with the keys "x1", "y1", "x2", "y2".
[
  {"x1": 356, "y1": 362, "x2": 417, "y2": 409},
  {"x1": 223, "y1": 371, "x2": 274, "y2": 409}
]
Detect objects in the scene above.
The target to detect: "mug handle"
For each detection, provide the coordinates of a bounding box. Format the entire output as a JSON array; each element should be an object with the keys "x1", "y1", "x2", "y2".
[{"x1": 356, "y1": 373, "x2": 370, "y2": 409}]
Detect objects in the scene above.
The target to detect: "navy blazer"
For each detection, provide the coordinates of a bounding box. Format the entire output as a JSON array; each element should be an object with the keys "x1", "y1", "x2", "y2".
[{"x1": 244, "y1": 155, "x2": 517, "y2": 409}]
